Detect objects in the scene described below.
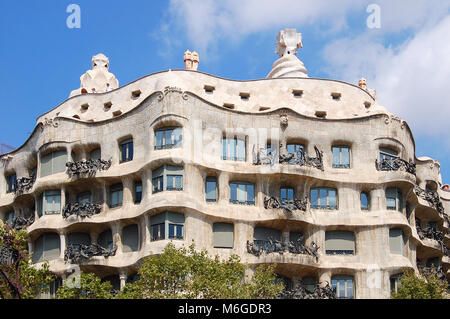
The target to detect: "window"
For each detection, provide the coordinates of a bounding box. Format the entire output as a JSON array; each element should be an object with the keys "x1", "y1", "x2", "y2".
[
  {"x1": 67, "y1": 232, "x2": 91, "y2": 246},
  {"x1": 150, "y1": 212, "x2": 185, "y2": 241},
  {"x1": 379, "y1": 147, "x2": 398, "y2": 162},
  {"x1": 43, "y1": 190, "x2": 61, "y2": 215},
  {"x1": 213, "y1": 223, "x2": 234, "y2": 248},
  {"x1": 230, "y1": 182, "x2": 255, "y2": 205},
  {"x1": 32, "y1": 233, "x2": 60, "y2": 263},
  {"x1": 427, "y1": 257, "x2": 440, "y2": 268},
  {"x1": 77, "y1": 191, "x2": 92, "y2": 204},
  {"x1": 253, "y1": 227, "x2": 281, "y2": 251},
  {"x1": 90, "y1": 148, "x2": 101, "y2": 160},
  {"x1": 360, "y1": 192, "x2": 370, "y2": 210},
  {"x1": 98, "y1": 229, "x2": 114, "y2": 250},
  {"x1": 167, "y1": 175, "x2": 183, "y2": 191},
  {"x1": 280, "y1": 187, "x2": 294, "y2": 203},
  {"x1": 325, "y1": 231, "x2": 355, "y2": 255},
  {"x1": 390, "y1": 274, "x2": 403, "y2": 295},
  {"x1": 289, "y1": 231, "x2": 303, "y2": 243},
  {"x1": 331, "y1": 275, "x2": 354, "y2": 299},
  {"x1": 109, "y1": 183, "x2": 123, "y2": 208},
  {"x1": 332, "y1": 146, "x2": 350, "y2": 168},
  {"x1": 38, "y1": 277, "x2": 62, "y2": 299},
  {"x1": 40, "y1": 150, "x2": 67, "y2": 177},
  {"x1": 286, "y1": 143, "x2": 304, "y2": 164},
  {"x1": 155, "y1": 127, "x2": 182, "y2": 150},
  {"x1": 4, "y1": 211, "x2": 14, "y2": 225},
  {"x1": 301, "y1": 277, "x2": 317, "y2": 294},
  {"x1": 389, "y1": 228, "x2": 405, "y2": 255},
  {"x1": 134, "y1": 181, "x2": 142, "y2": 204},
  {"x1": 222, "y1": 137, "x2": 246, "y2": 161},
  {"x1": 206, "y1": 177, "x2": 218, "y2": 202},
  {"x1": 386, "y1": 187, "x2": 402, "y2": 211},
  {"x1": 119, "y1": 138, "x2": 133, "y2": 163},
  {"x1": 122, "y1": 224, "x2": 139, "y2": 252},
  {"x1": 6, "y1": 173, "x2": 16, "y2": 193},
  {"x1": 310, "y1": 188, "x2": 338, "y2": 210},
  {"x1": 152, "y1": 165, "x2": 184, "y2": 193}
]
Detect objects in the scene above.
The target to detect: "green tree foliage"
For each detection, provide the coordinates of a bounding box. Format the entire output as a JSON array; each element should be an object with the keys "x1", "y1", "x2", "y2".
[
  {"x1": 118, "y1": 242, "x2": 284, "y2": 299},
  {"x1": 56, "y1": 272, "x2": 114, "y2": 299},
  {"x1": 0, "y1": 222, "x2": 55, "y2": 299},
  {"x1": 391, "y1": 270, "x2": 448, "y2": 299}
]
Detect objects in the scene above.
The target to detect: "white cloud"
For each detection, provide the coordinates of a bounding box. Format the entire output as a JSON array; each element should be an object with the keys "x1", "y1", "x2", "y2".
[
  {"x1": 164, "y1": 0, "x2": 450, "y2": 57},
  {"x1": 321, "y1": 14, "x2": 450, "y2": 141}
]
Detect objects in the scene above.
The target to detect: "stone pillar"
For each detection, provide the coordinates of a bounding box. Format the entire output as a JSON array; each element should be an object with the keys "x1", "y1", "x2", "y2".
[
  {"x1": 119, "y1": 273, "x2": 128, "y2": 290},
  {"x1": 142, "y1": 215, "x2": 150, "y2": 249},
  {"x1": 59, "y1": 232, "x2": 66, "y2": 259},
  {"x1": 34, "y1": 194, "x2": 40, "y2": 220},
  {"x1": 318, "y1": 270, "x2": 332, "y2": 286},
  {"x1": 370, "y1": 187, "x2": 384, "y2": 212},
  {"x1": 282, "y1": 230, "x2": 290, "y2": 245},
  {"x1": 60, "y1": 187, "x2": 66, "y2": 213},
  {"x1": 142, "y1": 169, "x2": 151, "y2": 203},
  {"x1": 90, "y1": 232, "x2": 99, "y2": 245},
  {"x1": 122, "y1": 177, "x2": 133, "y2": 207},
  {"x1": 218, "y1": 172, "x2": 229, "y2": 205},
  {"x1": 111, "y1": 222, "x2": 122, "y2": 254},
  {"x1": 102, "y1": 181, "x2": 108, "y2": 211}
]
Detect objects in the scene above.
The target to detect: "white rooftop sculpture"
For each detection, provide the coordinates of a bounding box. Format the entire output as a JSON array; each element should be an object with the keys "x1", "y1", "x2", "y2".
[
  {"x1": 70, "y1": 53, "x2": 119, "y2": 97},
  {"x1": 267, "y1": 28, "x2": 308, "y2": 79}
]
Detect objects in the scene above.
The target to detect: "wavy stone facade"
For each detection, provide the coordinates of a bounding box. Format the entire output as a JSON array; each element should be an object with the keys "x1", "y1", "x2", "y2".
[{"x1": 1, "y1": 31, "x2": 449, "y2": 299}]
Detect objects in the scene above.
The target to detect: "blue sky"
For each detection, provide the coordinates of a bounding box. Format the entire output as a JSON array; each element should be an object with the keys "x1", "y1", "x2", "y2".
[{"x1": 0, "y1": 0, "x2": 449, "y2": 184}]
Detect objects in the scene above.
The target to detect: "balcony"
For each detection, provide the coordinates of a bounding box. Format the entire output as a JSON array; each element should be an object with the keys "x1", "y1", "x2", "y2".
[
  {"x1": 64, "y1": 243, "x2": 117, "y2": 264},
  {"x1": 375, "y1": 157, "x2": 416, "y2": 175},
  {"x1": 280, "y1": 281, "x2": 336, "y2": 299},
  {"x1": 0, "y1": 244, "x2": 18, "y2": 266},
  {"x1": 65, "y1": 159, "x2": 112, "y2": 178},
  {"x1": 247, "y1": 238, "x2": 319, "y2": 261},
  {"x1": 263, "y1": 196, "x2": 308, "y2": 213},
  {"x1": 14, "y1": 175, "x2": 36, "y2": 196},
  {"x1": 414, "y1": 185, "x2": 445, "y2": 215},
  {"x1": 11, "y1": 215, "x2": 34, "y2": 230},
  {"x1": 253, "y1": 145, "x2": 324, "y2": 171},
  {"x1": 62, "y1": 202, "x2": 102, "y2": 219},
  {"x1": 229, "y1": 199, "x2": 255, "y2": 206}
]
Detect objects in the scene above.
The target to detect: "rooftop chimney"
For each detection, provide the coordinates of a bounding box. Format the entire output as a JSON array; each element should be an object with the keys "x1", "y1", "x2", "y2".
[{"x1": 184, "y1": 50, "x2": 199, "y2": 71}]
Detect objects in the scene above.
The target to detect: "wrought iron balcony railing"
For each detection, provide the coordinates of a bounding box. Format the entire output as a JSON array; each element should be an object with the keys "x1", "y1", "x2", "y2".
[
  {"x1": 246, "y1": 237, "x2": 319, "y2": 261},
  {"x1": 279, "y1": 281, "x2": 336, "y2": 299},
  {"x1": 62, "y1": 202, "x2": 102, "y2": 219},
  {"x1": 418, "y1": 264, "x2": 447, "y2": 282},
  {"x1": 414, "y1": 185, "x2": 445, "y2": 215},
  {"x1": 264, "y1": 196, "x2": 308, "y2": 213},
  {"x1": 375, "y1": 157, "x2": 416, "y2": 175},
  {"x1": 66, "y1": 159, "x2": 112, "y2": 178},
  {"x1": 11, "y1": 215, "x2": 34, "y2": 230},
  {"x1": 14, "y1": 175, "x2": 36, "y2": 196},
  {"x1": 253, "y1": 145, "x2": 324, "y2": 171},
  {"x1": 0, "y1": 245, "x2": 18, "y2": 266},
  {"x1": 229, "y1": 199, "x2": 255, "y2": 205},
  {"x1": 64, "y1": 243, "x2": 117, "y2": 264}
]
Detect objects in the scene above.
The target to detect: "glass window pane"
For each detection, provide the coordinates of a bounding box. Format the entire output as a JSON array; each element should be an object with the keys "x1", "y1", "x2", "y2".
[
  {"x1": 176, "y1": 225, "x2": 183, "y2": 238},
  {"x1": 230, "y1": 183, "x2": 237, "y2": 202},
  {"x1": 319, "y1": 189, "x2": 327, "y2": 208},
  {"x1": 339, "y1": 280, "x2": 346, "y2": 297},
  {"x1": 332, "y1": 147, "x2": 340, "y2": 166},
  {"x1": 247, "y1": 184, "x2": 254, "y2": 203},
  {"x1": 310, "y1": 189, "x2": 318, "y2": 207},
  {"x1": 361, "y1": 193, "x2": 369, "y2": 209},
  {"x1": 237, "y1": 139, "x2": 245, "y2": 161},
  {"x1": 156, "y1": 131, "x2": 164, "y2": 148},
  {"x1": 165, "y1": 129, "x2": 173, "y2": 146},
  {"x1": 206, "y1": 180, "x2": 217, "y2": 201},
  {"x1": 175, "y1": 176, "x2": 182, "y2": 189},
  {"x1": 342, "y1": 148, "x2": 349, "y2": 166},
  {"x1": 230, "y1": 139, "x2": 236, "y2": 159},
  {"x1": 174, "y1": 128, "x2": 182, "y2": 146},
  {"x1": 280, "y1": 188, "x2": 287, "y2": 201},
  {"x1": 237, "y1": 184, "x2": 246, "y2": 202},
  {"x1": 222, "y1": 138, "x2": 227, "y2": 159}
]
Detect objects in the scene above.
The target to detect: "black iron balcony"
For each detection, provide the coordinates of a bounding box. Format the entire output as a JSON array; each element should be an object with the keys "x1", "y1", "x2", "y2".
[
  {"x1": 14, "y1": 175, "x2": 36, "y2": 196},
  {"x1": 229, "y1": 199, "x2": 255, "y2": 205},
  {"x1": 11, "y1": 215, "x2": 34, "y2": 230},
  {"x1": 375, "y1": 157, "x2": 416, "y2": 175},
  {"x1": 418, "y1": 264, "x2": 446, "y2": 282},
  {"x1": 264, "y1": 196, "x2": 308, "y2": 213},
  {"x1": 415, "y1": 223, "x2": 445, "y2": 252},
  {"x1": 64, "y1": 243, "x2": 117, "y2": 264},
  {"x1": 253, "y1": 144, "x2": 324, "y2": 171},
  {"x1": 414, "y1": 185, "x2": 445, "y2": 215},
  {"x1": 0, "y1": 244, "x2": 19, "y2": 266},
  {"x1": 279, "y1": 280, "x2": 336, "y2": 299},
  {"x1": 62, "y1": 202, "x2": 102, "y2": 219},
  {"x1": 246, "y1": 237, "x2": 319, "y2": 261},
  {"x1": 66, "y1": 159, "x2": 111, "y2": 178}
]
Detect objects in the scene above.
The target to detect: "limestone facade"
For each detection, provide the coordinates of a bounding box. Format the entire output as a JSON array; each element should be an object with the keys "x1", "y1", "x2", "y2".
[{"x1": 1, "y1": 30, "x2": 449, "y2": 299}]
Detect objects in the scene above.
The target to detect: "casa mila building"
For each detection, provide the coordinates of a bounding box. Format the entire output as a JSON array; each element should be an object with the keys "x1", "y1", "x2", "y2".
[{"x1": 0, "y1": 29, "x2": 449, "y2": 299}]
